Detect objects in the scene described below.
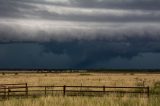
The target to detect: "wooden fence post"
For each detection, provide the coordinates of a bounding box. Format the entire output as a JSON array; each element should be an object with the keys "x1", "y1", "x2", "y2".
[
  {"x1": 45, "y1": 86, "x2": 47, "y2": 96},
  {"x1": 147, "y1": 86, "x2": 150, "y2": 98},
  {"x1": 4, "y1": 87, "x2": 7, "y2": 99},
  {"x1": 103, "y1": 86, "x2": 105, "y2": 93},
  {"x1": 52, "y1": 86, "x2": 54, "y2": 96},
  {"x1": 63, "y1": 85, "x2": 66, "y2": 96},
  {"x1": 26, "y1": 83, "x2": 28, "y2": 97},
  {"x1": 8, "y1": 88, "x2": 10, "y2": 99}
]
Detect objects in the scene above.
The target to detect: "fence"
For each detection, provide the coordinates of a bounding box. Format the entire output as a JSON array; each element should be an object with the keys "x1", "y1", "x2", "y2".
[{"x1": 0, "y1": 83, "x2": 150, "y2": 99}]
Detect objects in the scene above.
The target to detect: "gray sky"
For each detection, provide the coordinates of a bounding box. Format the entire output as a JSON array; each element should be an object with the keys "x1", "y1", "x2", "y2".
[{"x1": 0, "y1": 0, "x2": 160, "y2": 69}]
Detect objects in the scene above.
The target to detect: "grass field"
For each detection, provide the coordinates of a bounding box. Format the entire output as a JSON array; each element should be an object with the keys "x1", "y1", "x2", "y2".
[{"x1": 0, "y1": 72, "x2": 160, "y2": 106}]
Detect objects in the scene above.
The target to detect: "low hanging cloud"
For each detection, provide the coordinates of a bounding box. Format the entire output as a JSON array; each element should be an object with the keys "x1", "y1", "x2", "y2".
[
  {"x1": 0, "y1": 0, "x2": 160, "y2": 42},
  {"x1": 0, "y1": 0, "x2": 160, "y2": 69},
  {"x1": 0, "y1": 0, "x2": 159, "y2": 42},
  {"x1": 1, "y1": 41, "x2": 160, "y2": 69},
  {"x1": 0, "y1": 19, "x2": 160, "y2": 42}
]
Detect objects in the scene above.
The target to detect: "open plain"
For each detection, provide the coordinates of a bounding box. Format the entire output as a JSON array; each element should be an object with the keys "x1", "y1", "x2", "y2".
[{"x1": 0, "y1": 72, "x2": 160, "y2": 106}]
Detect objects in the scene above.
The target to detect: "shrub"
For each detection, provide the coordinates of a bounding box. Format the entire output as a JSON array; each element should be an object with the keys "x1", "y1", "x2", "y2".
[
  {"x1": 150, "y1": 81, "x2": 160, "y2": 94},
  {"x1": 14, "y1": 73, "x2": 18, "y2": 75},
  {"x1": 2, "y1": 72, "x2": 5, "y2": 75}
]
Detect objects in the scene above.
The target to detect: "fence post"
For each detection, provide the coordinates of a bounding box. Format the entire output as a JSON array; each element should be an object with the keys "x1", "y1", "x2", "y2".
[
  {"x1": 26, "y1": 83, "x2": 28, "y2": 97},
  {"x1": 4, "y1": 87, "x2": 7, "y2": 99},
  {"x1": 103, "y1": 86, "x2": 105, "y2": 93},
  {"x1": 147, "y1": 86, "x2": 150, "y2": 98},
  {"x1": 52, "y1": 86, "x2": 54, "y2": 96},
  {"x1": 63, "y1": 85, "x2": 66, "y2": 96},
  {"x1": 8, "y1": 88, "x2": 10, "y2": 99},
  {"x1": 45, "y1": 86, "x2": 47, "y2": 96}
]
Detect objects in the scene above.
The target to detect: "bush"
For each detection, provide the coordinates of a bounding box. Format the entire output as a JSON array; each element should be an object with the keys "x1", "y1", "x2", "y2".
[
  {"x1": 14, "y1": 73, "x2": 18, "y2": 75},
  {"x1": 2, "y1": 72, "x2": 5, "y2": 75},
  {"x1": 130, "y1": 73, "x2": 134, "y2": 75},
  {"x1": 151, "y1": 81, "x2": 160, "y2": 94}
]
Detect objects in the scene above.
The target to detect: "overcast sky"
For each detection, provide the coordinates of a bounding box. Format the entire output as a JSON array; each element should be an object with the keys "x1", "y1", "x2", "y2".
[{"x1": 0, "y1": 0, "x2": 160, "y2": 69}]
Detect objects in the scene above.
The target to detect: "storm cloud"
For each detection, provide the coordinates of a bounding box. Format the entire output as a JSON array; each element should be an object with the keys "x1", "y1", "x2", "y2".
[{"x1": 0, "y1": 0, "x2": 160, "y2": 69}]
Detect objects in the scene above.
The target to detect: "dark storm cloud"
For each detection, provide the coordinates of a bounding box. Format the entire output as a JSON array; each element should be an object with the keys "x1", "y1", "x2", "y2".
[
  {"x1": 0, "y1": 20, "x2": 160, "y2": 42},
  {"x1": 1, "y1": 41, "x2": 160, "y2": 69},
  {"x1": 41, "y1": 41, "x2": 160, "y2": 68},
  {"x1": 0, "y1": 43, "x2": 71, "y2": 68},
  {"x1": 2, "y1": 0, "x2": 160, "y2": 10},
  {"x1": 70, "y1": 0, "x2": 160, "y2": 10},
  {"x1": 0, "y1": 0, "x2": 160, "y2": 69},
  {"x1": 0, "y1": 0, "x2": 36, "y2": 18},
  {"x1": 1, "y1": 0, "x2": 160, "y2": 22},
  {"x1": 106, "y1": 53, "x2": 160, "y2": 69}
]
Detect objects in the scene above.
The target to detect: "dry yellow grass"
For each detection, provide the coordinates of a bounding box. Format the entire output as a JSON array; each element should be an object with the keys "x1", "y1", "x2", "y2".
[
  {"x1": 0, "y1": 96, "x2": 154, "y2": 106},
  {"x1": 0, "y1": 72, "x2": 160, "y2": 87},
  {"x1": 0, "y1": 72, "x2": 160, "y2": 106}
]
